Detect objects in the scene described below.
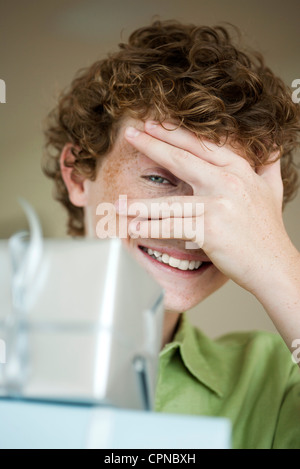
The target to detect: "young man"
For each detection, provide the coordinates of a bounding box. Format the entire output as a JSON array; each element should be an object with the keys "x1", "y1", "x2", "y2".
[{"x1": 44, "y1": 20, "x2": 300, "y2": 448}]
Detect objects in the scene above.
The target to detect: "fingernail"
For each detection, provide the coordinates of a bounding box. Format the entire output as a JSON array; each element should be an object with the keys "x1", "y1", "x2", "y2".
[{"x1": 125, "y1": 127, "x2": 140, "y2": 138}]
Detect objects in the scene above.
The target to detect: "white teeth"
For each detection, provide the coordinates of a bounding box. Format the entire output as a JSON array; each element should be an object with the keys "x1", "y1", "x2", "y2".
[
  {"x1": 177, "y1": 260, "x2": 190, "y2": 271},
  {"x1": 142, "y1": 247, "x2": 203, "y2": 271},
  {"x1": 169, "y1": 256, "x2": 181, "y2": 268},
  {"x1": 161, "y1": 253, "x2": 170, "y2": 263}
]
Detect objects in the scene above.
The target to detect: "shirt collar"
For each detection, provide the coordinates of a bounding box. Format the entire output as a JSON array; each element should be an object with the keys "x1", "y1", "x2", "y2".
[{"x1": 160, "y1": 313, "x2": 226, "y2": 398}]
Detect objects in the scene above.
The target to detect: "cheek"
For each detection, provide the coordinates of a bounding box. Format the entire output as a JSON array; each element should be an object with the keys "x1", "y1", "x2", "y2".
[
  {"x1": 89, "y1": 165, "x2": 128, "y2": 205},
  {"x1": 85, "y1": 158, "x2": 141, "y2": 237},
  {"x1": 88, "y1": 147, "x2": 146, "y2": 206}
]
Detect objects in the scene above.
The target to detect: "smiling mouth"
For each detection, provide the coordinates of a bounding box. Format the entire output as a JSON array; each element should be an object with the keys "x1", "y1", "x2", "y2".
[{"x1": 138, "y1": 245, "x2": 212, "y2": 274}]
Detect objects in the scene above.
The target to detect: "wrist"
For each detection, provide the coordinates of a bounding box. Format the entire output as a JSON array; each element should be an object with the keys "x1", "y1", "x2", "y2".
[
  {"x1": 250, "y1": 243, "x2": 300, "y2": 342},
  {"x1": 253, "y1": 244, "x2": 300, "y2": 300}
]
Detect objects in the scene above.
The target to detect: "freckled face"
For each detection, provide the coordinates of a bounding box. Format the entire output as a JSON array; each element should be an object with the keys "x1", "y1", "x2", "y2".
[{"x1": 83, "y1": 119, "x2": 228, "y2": 313}]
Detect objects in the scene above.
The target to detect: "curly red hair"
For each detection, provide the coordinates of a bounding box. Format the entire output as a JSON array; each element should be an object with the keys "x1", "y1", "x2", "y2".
[{"x1": 43, "y1": 20, "x2": 300, "y2": 236}]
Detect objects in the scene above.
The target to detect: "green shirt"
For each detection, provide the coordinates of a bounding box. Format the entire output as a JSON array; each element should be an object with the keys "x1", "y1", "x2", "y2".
[{"x1": 155, "y1": 314, "x2": 300, "y2": 449}]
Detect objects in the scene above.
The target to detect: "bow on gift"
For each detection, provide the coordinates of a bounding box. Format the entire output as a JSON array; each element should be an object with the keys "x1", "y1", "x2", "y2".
[{"x1": 4, "y1": 199, "x2": 43, "y2": 394}]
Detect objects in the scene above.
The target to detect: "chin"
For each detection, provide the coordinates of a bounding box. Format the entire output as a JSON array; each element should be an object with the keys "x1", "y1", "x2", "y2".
[{"x1": 162, "y1": 291, "x2": 204, "y2": 313}]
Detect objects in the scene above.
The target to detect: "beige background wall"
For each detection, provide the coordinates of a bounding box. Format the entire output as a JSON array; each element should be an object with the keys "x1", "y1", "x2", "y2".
[{"x1": 0, "y1": 0, "x2": 299, "y2": 337}]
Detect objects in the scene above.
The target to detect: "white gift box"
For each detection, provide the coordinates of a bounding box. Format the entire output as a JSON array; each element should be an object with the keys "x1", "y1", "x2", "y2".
[{"x1": 0, "y1": 202, "x2": 164, "y2": 410}]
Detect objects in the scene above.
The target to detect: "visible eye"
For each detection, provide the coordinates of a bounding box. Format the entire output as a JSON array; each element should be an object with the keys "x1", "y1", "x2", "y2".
[{"x1": 143, "y1": 175, "x2": 173, "y2": 185}]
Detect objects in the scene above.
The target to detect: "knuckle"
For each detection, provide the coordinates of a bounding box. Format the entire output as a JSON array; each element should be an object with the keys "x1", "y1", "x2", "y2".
[
  {"x1": 222, "y1": 171, "x2": 244, "y2": 192},
  {"x1": 180, "y1": 149, "x2": 191, "y2": 161},
  {"x1": 170, "y1": 147, "x2": 190, "y2": 164},
  {"x1": 212, "y1": 195, "x2": 235, "y2": 214}
]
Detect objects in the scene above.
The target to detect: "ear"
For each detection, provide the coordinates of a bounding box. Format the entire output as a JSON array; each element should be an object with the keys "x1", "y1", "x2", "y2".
[{"x1": 60, "y1": 143, "x2": 88, "y2": 207}]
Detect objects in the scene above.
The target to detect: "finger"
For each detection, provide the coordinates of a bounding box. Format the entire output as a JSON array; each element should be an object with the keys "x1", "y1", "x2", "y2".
[
  {"x1": 128, "y1": 216, "x2": 205, "y2": 247},
  {"x1": 144, "y1": 120, "x2": 249, "y2": 168},
  {"x1": 115, "y1": 196, "x2": 205, "y2": 219},
  {"x1": 124, "y1": 126, "x2": 217, "y2": 188}
]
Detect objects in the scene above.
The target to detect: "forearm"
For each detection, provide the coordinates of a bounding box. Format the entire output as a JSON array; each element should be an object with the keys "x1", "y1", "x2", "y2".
[{"x1": 252, "y1": 243, "x2": 300, "y2": 364}]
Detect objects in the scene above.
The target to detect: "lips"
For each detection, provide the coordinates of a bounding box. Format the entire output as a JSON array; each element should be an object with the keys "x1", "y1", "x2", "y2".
[
  {"x1": 137, "y1": 243, "x2": 212, "y2": 275},
  {"x1": 137, "y1": 243, "x2": 211, "y2": 263}
]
